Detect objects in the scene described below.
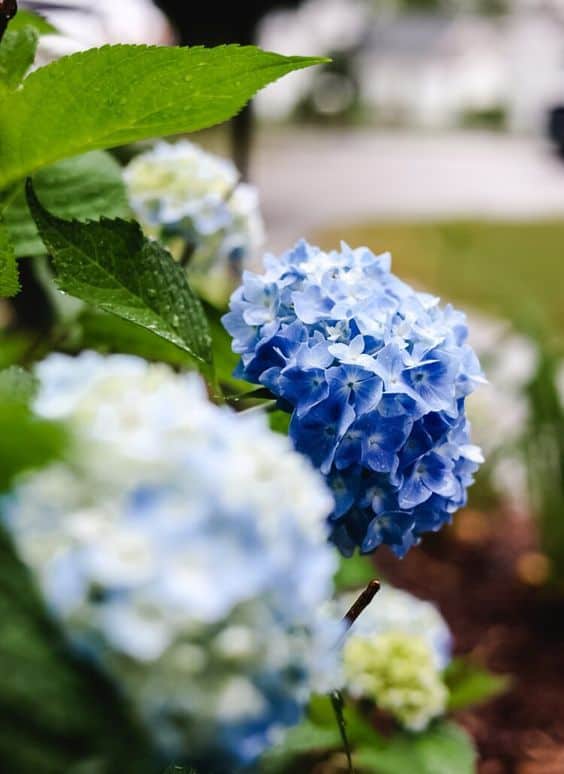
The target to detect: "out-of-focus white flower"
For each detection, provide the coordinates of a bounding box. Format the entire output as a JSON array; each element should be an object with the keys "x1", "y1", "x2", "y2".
[
  {"x1": 335, "y1": 584, "x2": 451, "y2": 731},
  {"x1": 466, "y1": 312, "x2": 538, "y2": 505},
  {"x1": 20, "y1": 0, "x2": 174, "y2": 66},
  {"x1": 467, "y1": 313, "x2": 537, "y2": 453},
  {"x1": 341, "y1": 583, "x2": 452, "y2": 670},
  {"x1": 124, "y1": 141, "x2": 265, "y2": 297},
  {"x1": 5, "y1": 352, "x2": 337, "y2": 769}
]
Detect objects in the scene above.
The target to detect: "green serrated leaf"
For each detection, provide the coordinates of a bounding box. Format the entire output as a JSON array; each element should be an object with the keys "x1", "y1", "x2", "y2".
[
  {"x1": 6, "y1": 10, "x2": 56, "y2": 35},
  {"x1": 4, "y1": 151, "x2": 129, "y2": 257},
  {"x1": 0, "y1": 44, "x2": 328, "y2": 189},
  {"x1": 444, "y1": 658, "x2": 511, "y2": 712},
  {"x1": 0, "y1": 25, "x2": 38, "y2": 90},
  {"x1": 355, "y1": 721, "x2": 477, "y2": 774},
  {"x1": 0, "y1": 216, "x2": 19, "y2": 297},
  {"x1": 26, "y1": 181, "x2": 212, "y2": 367}
]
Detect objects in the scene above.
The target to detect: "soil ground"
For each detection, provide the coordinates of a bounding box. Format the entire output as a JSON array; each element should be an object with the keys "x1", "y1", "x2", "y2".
[{"x1": 374, "y1": 506, "x2": 564, "y2": 774}]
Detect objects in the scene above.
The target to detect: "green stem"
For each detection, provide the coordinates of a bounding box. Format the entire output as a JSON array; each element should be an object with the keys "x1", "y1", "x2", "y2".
[{"x1": 331, "y1": 690, "x2": 354, "y2": 773}]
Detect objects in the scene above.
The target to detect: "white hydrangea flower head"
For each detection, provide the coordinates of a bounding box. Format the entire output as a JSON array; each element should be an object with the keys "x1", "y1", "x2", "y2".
[
  {"x1": 342, "y1": 583, "x2": 452, "y2": 671},
  {"x1": 332, "y1": 584, "x2": 451, "y2": 731},
  {"x1": 5, "y1": 352, "x2": 337, "y2": 769},
  {"x1": 124, "y1": 140, "x2": 265, "y2": 292}
]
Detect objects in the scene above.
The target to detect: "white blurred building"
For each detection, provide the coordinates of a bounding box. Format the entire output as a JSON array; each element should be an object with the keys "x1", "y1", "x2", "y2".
[
  {"x1": 257, "y1": 0, "x2": 564, "y2": 134},
  {"x1": 256, "y1": 0, "x2": 369, "y2": 120},
  {"x1": 357, "y1": 14, "x2": 506, "y2": 129}
]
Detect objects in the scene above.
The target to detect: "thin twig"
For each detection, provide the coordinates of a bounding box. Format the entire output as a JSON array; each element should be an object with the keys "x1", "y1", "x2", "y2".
[
  {"x1": 331, "y1": 690, "x2": 354, "y2": 773},
  {"x1": 328, "y1": 578, "x2": 381, "y2": 773},
  {"x1": 342, "y1": 578, "x2": 381, "y2": 630}
]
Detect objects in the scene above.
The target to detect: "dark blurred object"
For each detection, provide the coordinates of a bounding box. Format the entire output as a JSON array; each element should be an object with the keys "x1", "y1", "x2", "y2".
[
  {"x1": 156, "y1": 1, "x2": 302, "y2": 177},
  {"x1": 548, "y1": 106, "x2": 564, "y2": 158},
  {"x1": 10, "y1": 261, "x2": 56, "y2": 333},
  {"x1": 294, "y1": 50, "x2": 361, "y2": 126},
  {"x1": 155, "y1": 1, "x2": 301, "y2": 47},
  {"x1": 0, "y1": 0, "x2": 17, "y2": 40}
]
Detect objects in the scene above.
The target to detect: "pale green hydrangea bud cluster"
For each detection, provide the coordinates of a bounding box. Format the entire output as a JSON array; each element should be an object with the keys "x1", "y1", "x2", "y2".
[
  {"x1": 340, "y1": 584, "x2": 451, "y2": 731},
  {"x1": 343, "y1": 632, "x2": 448, "y2": 732}
]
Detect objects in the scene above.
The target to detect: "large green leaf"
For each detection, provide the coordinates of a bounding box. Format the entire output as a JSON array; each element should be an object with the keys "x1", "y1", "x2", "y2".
[
  {"x1": 0, "y1": 44, "x2": 327, "y2": 188},
  {"x1": 0, "y1": 217, "x2": 19, "y2": 297},
  {"x1": 0, "y1": 26, "x2": 38, "y2": 90},
  {"x1": 4, "y1": 151, "x2": 129, "y2": 257},
  {"x1": 355, "y1": 722, "x2": 477, "y2": 774},
  {"x1": 27, "y1": 181, "x2": 212, "y2": 367}
]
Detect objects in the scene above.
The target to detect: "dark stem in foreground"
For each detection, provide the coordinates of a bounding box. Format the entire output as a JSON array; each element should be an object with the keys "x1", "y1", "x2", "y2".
[
  {"x1": 331, "y1": 690, "x2": 354, "y2": 773},
  {"x1": 343, "y1": 578, "x2": 381, "y2": 630},
  {"x1": 0, "y1": 0, "x2": 17, "y2": 42},
  {"x1": 330, "y1": 578, "x2": 381, "y2": 773}
]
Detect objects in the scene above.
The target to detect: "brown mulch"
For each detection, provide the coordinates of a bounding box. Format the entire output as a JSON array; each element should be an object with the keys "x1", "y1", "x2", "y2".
[{"x1": 373, "y1": 505, "x2": 564, "y2": 774}]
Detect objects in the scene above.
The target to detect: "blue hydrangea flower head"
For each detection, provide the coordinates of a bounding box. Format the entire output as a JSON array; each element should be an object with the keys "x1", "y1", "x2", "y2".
[
  {"x1": 5, "y1": 352, "x2": 338, "y2": 770},
  {"x1": 223, "y1": 241, "x2": 485, "y2": 557}
]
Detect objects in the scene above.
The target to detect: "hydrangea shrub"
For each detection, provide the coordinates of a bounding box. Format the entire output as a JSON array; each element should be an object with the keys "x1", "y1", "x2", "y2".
[
  {"x1": 4, "y1": 352, "x2": 338, "y2": 769},
  {"x1": 224, "y1": 241, "x2": 485, "y2": 557}
]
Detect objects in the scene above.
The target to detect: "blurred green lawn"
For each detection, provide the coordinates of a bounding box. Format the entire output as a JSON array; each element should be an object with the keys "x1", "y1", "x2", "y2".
[{"x1": 316, "y1": 220, "x2": 564, "y2": 337}]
